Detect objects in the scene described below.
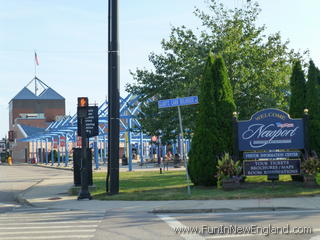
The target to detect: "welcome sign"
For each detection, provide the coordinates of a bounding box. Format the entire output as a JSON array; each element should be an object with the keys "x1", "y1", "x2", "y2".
[{"x1": 238, "y1": 109, "x2": 304, "y2": 151}]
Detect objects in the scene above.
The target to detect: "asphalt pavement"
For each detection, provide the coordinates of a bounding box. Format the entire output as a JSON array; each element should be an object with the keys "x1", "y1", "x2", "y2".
[{"x1": 1, "y1": 163, "x2": 320, "y2": 240}]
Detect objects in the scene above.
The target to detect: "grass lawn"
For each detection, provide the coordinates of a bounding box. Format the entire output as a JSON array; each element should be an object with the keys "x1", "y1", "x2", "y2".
[{"x1": 91, "y1": 171, "x2": 320, "y2": 201}]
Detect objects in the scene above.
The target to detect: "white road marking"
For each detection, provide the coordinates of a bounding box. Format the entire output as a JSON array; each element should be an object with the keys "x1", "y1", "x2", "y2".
[
  {"x1": 159, "y1": 213, "x2": 320, "y2": 240},
  {"x1": 1, "y1": 211, "x2": 105, "y2": 217},
  {"x1": 0, "y1": 203, "x2": 20, "y2": 207},
  {"x1": 205, "y1": 234, "x2": 259, "y2": 239},
  {"x1": 0, "y1": 235, "x2": 95, "y2": 240},
  {"x1": 310, "y1": 235, "x2": 320, "y2": 240},
  {"x1": 0, "y1": 229, "x2": 96, "y2": 235},
  {"x1": 0, "y1": 208, "x2": 103, "y2": 240},
  {"x1": 0, "y1": 220, "x2": 101, "y2": 225},
  {"x1": 0, "y1": 215, "x2": 104, "y2": 220},
  {"x1": 175, "y1": 209, "x2": 320, "y2": 217},
  {"x1": 203, "y1": 228, "x2": 320, "y2": 239},
  {"x1": 0, "y1": 225, "x2": 98, "y2": 230},
  {"x1": 158, "y1": 214, "x2": 205, "y2": 240}
]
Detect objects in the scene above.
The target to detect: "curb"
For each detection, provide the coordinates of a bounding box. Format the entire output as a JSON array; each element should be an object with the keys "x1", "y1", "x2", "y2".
[
  {"x1": 15, "y1": 179, "x2": 44, "y2": 207},
  {"x1": 150, "y1": 207, "x2": 315, "y2": 214},
  {"x1": 32, "y1": 164, "x2": 73, "y2": 171}
]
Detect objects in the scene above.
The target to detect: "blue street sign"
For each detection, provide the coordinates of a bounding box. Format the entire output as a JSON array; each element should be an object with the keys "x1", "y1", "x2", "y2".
[{"x1": 158, "y1": 96, "x2": 199, "y2": 108}]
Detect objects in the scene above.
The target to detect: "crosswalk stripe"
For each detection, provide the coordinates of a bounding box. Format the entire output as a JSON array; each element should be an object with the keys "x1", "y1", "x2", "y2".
[
  {"x1": 0, "y1": 229, "x2": 96, "y2": 235},
  {"x1": 0, "y1": 204, "x2": 20, "y2": 207},
  {"x1": 0, "y1": 235, "x2": 95, "y2": 240},
  {"x1": 0, "y1": 207, "x2": 102, "y2": 240},
  {"x1": 0, "y1": 225, "x2": 98, "y2": 230},
  {"x1": 0, "y1": 215, "x2": 104, "y2": 220},
  {"x1": 0, "y1": 218, "x2": 103, "y2": 223},
  {"x1": 0, "y1": 220, "x2": 101, "y2": 225},
  {"x1": 4, "y1": 211, "x2": 104, "y2": 216}
]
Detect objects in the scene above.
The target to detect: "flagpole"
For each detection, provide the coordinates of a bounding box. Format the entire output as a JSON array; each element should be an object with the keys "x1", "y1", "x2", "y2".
[
  {"x1": 34, "y1": 51, "x2": 39, "y2": 95},
  {"x1": 34, "y1": 50, "x2": 37, "y2": 78},
  {"x1": 35, "y1": 77, "x2": 37, "y2": 95}
]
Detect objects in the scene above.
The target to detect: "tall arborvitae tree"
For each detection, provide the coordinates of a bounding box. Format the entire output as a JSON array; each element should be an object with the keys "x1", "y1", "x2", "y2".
[
  {"x1": 289, "y1": 60, "x2": 306, "y2": 118},
  {"x1": 188, "y1": 54, "x2": 235, "y2": 186},
  {"x1": 188, "y1": 54, "x2": 219, "y2": 186},
  {"x1": 306, "y1": 60, "x2": 320, "y2": 155},
  {"x1": 213, "y1": 55, "x2": 236, "y2": 154}
]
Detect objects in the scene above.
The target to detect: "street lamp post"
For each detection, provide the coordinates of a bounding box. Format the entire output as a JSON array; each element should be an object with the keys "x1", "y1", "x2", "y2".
[{"x1": 107, "y1": 0, "x2": 120, "y2": 194}]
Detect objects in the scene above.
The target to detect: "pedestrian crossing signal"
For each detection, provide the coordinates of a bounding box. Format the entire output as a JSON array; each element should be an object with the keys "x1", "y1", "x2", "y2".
[
  {"x1": 77, "y1": 97, "x2": 89, "y2": 118},
  {"x1": 78, "y1": 97, "x2": 88, "y2": 107}
]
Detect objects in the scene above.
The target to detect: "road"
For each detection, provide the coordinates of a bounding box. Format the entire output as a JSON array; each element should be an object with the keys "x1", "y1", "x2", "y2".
[
  {"x1": 1, "y1": 164, "x2": 320, "y2": 240},
  {"x1": 0, "y1": 206, "x2": 104, "y2": 240},
  {"x1": 155, "y1": 210, "x2": 320, "y2": 240}
]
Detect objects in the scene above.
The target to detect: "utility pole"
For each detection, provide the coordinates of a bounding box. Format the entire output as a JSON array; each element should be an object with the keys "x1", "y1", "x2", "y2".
[{"x1": 108, "y1": 0, "x2": 120, "y2": 194}]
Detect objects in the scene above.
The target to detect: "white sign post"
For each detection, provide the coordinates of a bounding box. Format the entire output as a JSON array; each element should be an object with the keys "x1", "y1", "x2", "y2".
[{"x1": 158, "y1": 96, "x2": 199, "y2": 195}]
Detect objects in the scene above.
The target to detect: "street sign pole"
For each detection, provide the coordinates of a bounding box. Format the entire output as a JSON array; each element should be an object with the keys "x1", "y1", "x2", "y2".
[
  {"x1": 177, "y1": 106, "x2": 191, "y2": 195},
  {"x1": 158, "y1": 96, "x2": 198, "y2": 195}
]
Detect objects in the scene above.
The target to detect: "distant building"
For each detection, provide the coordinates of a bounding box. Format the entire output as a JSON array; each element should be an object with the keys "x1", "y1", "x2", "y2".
[{"x1": 8, "y1": 77, "x2": 65, "y2": 162}]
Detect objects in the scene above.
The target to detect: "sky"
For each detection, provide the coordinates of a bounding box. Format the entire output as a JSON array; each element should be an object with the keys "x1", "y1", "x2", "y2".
[{"x1": 0, "y1": 0, "x2": 320, "y2": 138}]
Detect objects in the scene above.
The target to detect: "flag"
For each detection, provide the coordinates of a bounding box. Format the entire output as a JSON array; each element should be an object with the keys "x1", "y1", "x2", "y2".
[{"x1": 34, "y1": 52, "x2": 39, "y2": 65}]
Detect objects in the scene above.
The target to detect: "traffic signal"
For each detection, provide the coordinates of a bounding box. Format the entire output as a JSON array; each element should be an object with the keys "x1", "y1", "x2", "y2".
[
  {"x1": 78, "y1": 97, "x2": 88, "y2": 107},
  {"x1": 77, "y1": 97, "x2": 88, "y2": 118}
]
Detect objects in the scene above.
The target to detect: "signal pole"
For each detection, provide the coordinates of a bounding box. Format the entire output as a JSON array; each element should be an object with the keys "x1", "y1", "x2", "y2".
[
  {"x1": 108, "y1": 0, "x2": 120, "y2": 194},
  {"x1": 77, "y1": 97, "x2": 92, "y2": 200}
]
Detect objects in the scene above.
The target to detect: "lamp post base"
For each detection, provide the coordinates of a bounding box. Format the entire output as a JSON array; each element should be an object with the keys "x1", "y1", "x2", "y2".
[{"x1": 78, "y1": 190, "x2": 92, "y2": 200}]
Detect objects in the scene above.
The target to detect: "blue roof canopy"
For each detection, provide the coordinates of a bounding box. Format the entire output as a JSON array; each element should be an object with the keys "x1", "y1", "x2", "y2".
[
  {"x1": 19, "y1": 124, "x2": 45, "y2": 137},
  {"x1": 10, "y1": 77, "x2": 64, "y2": 102},
  {"x1": 38, "y1": 88, "x2": 65, "y2": 100},
  {"x1": 11, "y1": 87, "x2": 37, "y2": 100}
]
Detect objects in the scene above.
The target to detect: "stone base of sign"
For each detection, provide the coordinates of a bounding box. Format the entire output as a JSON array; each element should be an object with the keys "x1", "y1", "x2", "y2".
[
  {"x1": 303, "y1": 175, "x2": 317, "y2": 187},
  {"x1": 222, "y1": 178, "x2": 241, "y2": 191},
  {"x1": 291, "y1": 175, "x2": 304, "y2": 182}
]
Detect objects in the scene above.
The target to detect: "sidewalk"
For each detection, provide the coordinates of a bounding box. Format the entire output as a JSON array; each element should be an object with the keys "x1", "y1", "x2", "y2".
[
  {"x1": 16, "y1": 165, "x2": 320, "y2": 214},
  {"x1": 32, "y1": 162, "x2": 186, "y2": 173}
]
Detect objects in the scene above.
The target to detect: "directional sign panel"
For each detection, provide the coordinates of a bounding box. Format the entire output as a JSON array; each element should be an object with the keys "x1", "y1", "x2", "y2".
[
  {"x1": 243, "y1": 159, "x2": 301, "y2": 176},
  {"x1": 243, "y1": 151, "x2": 301, "y2": 159},
  {"x1": 158, "y1": 96, "x2": 198, "y2": 109},
  {"x1": 77, "y1": 106, "x2": 99, "y2": 137}
]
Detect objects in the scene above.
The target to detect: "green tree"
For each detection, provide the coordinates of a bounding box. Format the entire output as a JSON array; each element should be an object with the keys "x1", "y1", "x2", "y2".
[
  {"x1": 188, "y1": 54, "x2": 218, "y2": 186},
  {"x1": 127, "y1": 0, "x2": 302, "y2": 140},
  {"x1": 188, "y1": 54, "x2": 235, "y2": 186},
  {"x1": 289, "y1": 60, "x2": 306, "y2": 118},
  {"x1": 306, "y1": 60, "x2": 320, "y2": 155},
  {"x1": 212, "y1": 55, "x2": 236, "y2": 153}
]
